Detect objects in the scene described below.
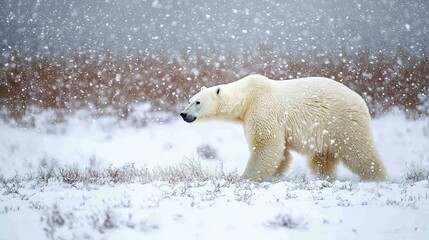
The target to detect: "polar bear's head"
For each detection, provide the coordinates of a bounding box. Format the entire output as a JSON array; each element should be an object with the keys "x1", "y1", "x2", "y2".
[
  {"x1": 180, "y1": 85, "x2": 225, "y2": 123},
  {"x1": 180, "y1": 76, "x2": 262, "y2": 123}
]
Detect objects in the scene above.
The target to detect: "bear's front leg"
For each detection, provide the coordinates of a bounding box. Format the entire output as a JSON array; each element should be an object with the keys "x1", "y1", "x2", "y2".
[{"x1": 242, "y1": 126, "x2": 286, "y2": 182}]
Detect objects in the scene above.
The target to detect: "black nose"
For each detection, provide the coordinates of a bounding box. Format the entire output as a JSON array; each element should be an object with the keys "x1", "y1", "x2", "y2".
[{"x1": 180, "y1": 112, "x2": 187, "y2": 118}]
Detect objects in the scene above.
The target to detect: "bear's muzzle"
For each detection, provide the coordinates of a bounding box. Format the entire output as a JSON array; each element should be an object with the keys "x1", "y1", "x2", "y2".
[{"x1": 180, "y1": 112, "x2": 197, "y2": 123}]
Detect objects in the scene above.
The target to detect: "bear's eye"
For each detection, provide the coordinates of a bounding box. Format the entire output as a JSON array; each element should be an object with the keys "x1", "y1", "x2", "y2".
[{"x1": 196, "y1": 101, "x2": 200, "y2": 105}]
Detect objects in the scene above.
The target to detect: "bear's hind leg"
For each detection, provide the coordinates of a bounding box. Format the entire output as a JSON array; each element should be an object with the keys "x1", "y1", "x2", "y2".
[
  {"x1": 309, "y1": 152, "x2": 339, "y2": 180},
  {"x1": 341, "y1": 146, "x2": 386, "y2": 181}
]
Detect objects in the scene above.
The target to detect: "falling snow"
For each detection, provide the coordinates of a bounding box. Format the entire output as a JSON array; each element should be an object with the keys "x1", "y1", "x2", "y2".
[
  {"x1": 0, "y1": 0, "x2": 428, "y2": 53},
  {"x1": 0, "y1": 0, "x2": 429, "y2": 239}
]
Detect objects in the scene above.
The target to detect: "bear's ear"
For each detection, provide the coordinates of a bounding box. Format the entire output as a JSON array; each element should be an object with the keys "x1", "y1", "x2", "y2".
[{"x1": 200, "y1": 86, "x2": 207, "y2": 91}]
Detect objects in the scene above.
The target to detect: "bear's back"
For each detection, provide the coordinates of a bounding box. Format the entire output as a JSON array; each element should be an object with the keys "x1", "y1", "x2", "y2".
[{"x1": 271, "y1": 77, "x2": 367, "y2": 111}]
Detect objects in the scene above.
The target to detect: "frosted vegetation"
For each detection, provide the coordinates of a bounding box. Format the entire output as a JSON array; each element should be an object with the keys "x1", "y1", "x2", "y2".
[
  {"x1": 1, "y1": 48, "x2": 428, "y2": 125},
  {"x1": 1, "y1": 159, "x2": 429, "y2": 239}
]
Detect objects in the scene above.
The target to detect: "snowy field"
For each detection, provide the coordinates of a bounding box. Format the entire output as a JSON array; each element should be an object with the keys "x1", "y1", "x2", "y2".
[{"x1": 1, "y1": 111, "x2": 429, "y2": 239}]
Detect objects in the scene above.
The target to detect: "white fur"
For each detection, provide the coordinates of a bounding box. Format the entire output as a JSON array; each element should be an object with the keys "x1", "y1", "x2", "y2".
[{"x1": 181, "y1": 74, "x2": 386, "y2": 182}]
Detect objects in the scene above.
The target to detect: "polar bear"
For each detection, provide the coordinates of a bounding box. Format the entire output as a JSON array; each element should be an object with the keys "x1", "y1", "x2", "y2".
[{"x1": 180, "y1": 74, "x2": 386, "y2": 182}]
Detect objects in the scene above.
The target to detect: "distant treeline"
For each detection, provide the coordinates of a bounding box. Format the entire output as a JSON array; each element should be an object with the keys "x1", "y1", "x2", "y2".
[{"x1": 1, "y1": 47, "x2": 428, "y2": 122}]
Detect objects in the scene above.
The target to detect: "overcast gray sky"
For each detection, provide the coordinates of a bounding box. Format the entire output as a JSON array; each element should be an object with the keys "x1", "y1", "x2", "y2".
[{"x1": 1, "y1": 0, "x2": 428, "y2": 53}]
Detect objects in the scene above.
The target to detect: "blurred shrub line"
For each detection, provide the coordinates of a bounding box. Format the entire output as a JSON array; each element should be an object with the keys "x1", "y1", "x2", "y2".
[{"x1": 1, "y1": 46, "x2": 428, "y2": 123}]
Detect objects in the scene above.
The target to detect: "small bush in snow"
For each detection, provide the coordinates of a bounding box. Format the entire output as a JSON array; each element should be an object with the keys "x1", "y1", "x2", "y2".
[
  {"x1": 41, "y1": 204, "x2": 66, "y2": 239},
  {"x1": 268, "y1": 213, "x2": 308, "y2": 229},
  {"x1": 0, "y1": 174, "x2": 23, "y2": 195},
  {"x1": 196, "y1": 144, "x2": 218, "y2": 160},
  {"x1": 102, "y1": 210, "x2": 116, "y2": 230},
  {"x1": 334, "y1": 181, "x2": 357, "y2": 191},
  {"x1": 37, "y1": 166, "x2": 56, "y2": 184},
  {"x1": 59, "y1": 165, "x2": 81, "y2": 184},
  {"x1": 234, "y1": 181, "x2": 254, "y2": 204},
  {"x1": 153, "y1": 160, "x2": 218, "y2": 184},
  {"x1": 106, "y1": 164, "x2": 139, "y2": 184},
  {"x1": 403, "y1": 162, "x2": 429, "y2": 183},
  {"x1": 220, "y1": 170, "x2": 242, "y2": 187}
]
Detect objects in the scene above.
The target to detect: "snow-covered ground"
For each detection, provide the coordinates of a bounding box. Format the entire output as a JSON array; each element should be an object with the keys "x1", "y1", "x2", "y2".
[
  {"x1": 1, "y1": 111, "x2": 429, "y2": 239},
  {"x1": 1, "y1": 111, "x2": 428, "y2": 180}
]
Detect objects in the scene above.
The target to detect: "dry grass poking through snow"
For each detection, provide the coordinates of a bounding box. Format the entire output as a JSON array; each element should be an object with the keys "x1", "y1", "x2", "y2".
[
  {"x1": 403, "y1": 162, "x2": 429, "y2": 183},
  {"x1": 1, "y1": 159, "x2": 429, "y2": 196},
  {"x1": 1, "y1": 160, "x2": 429, "y2": 239},
  {"x1": 0, "y1": 161, "x2": 243, "y2": 190}
]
